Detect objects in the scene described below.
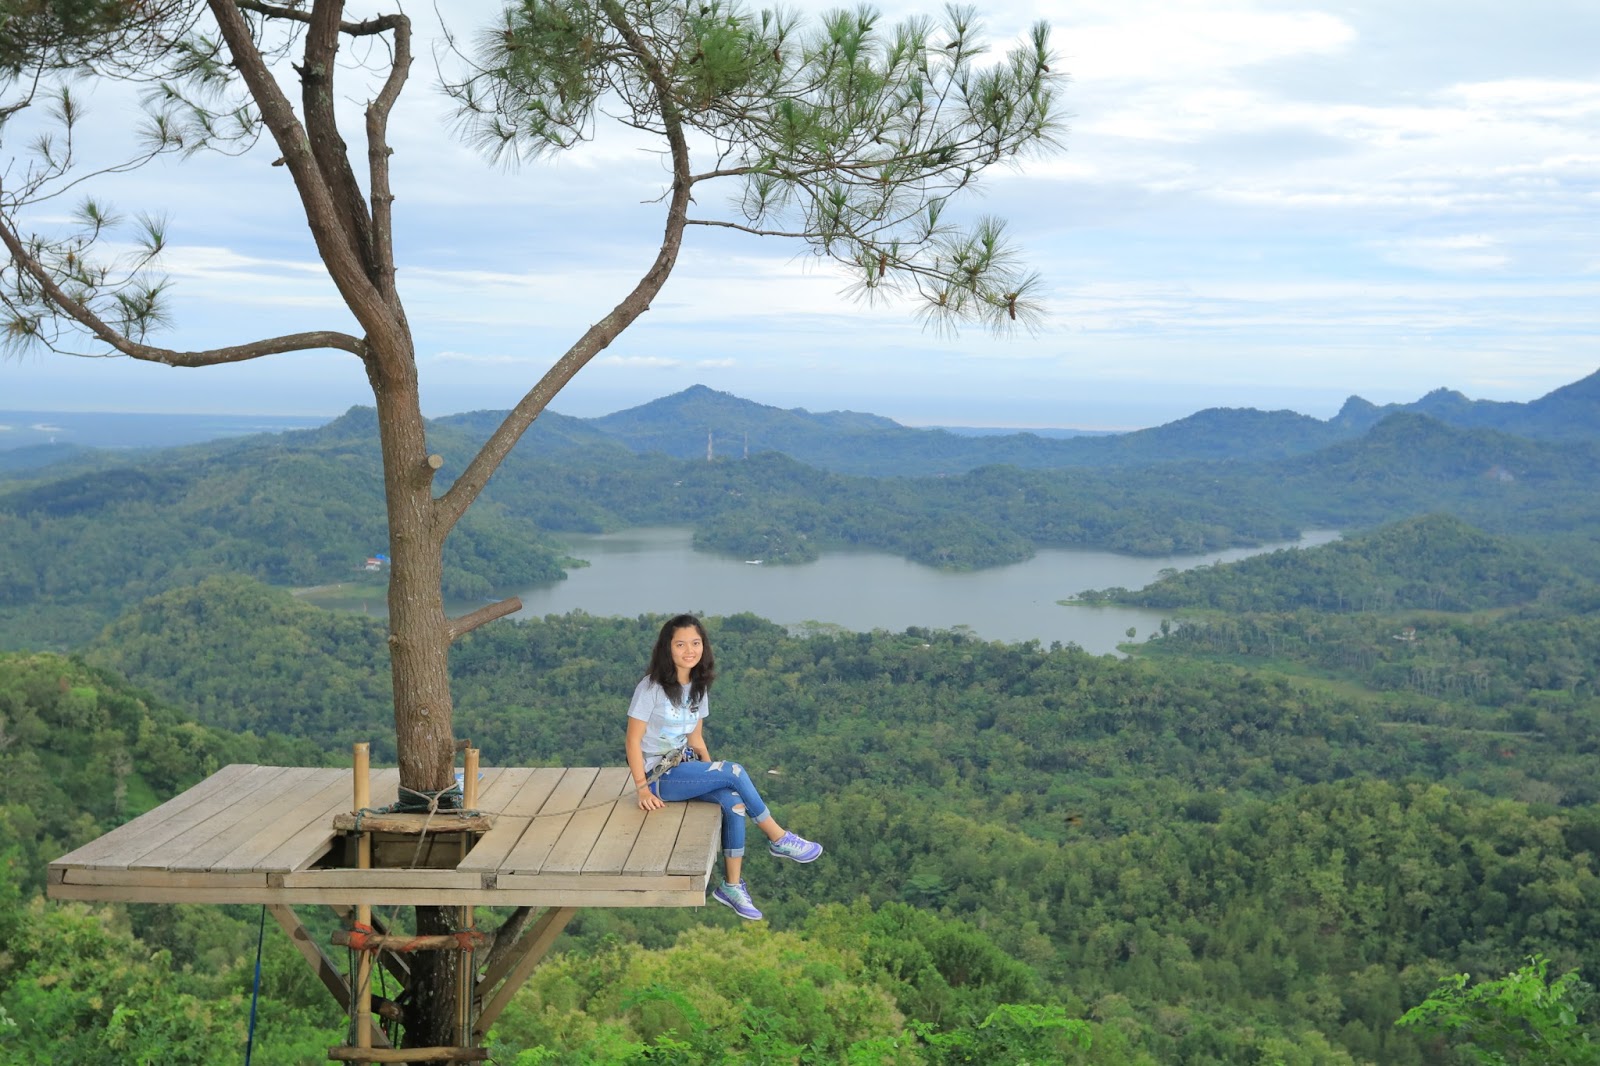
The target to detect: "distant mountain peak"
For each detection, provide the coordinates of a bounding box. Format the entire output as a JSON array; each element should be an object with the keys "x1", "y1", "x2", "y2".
[
  {"x1": 1412, "y1": 387, "x2": 1475, "y2": 416},
  {"x1": 615, "y1": 385, "x2": 777, "y2": 418},
  {"x1": 1333, "y1": 395, "x2": 1380, "y2": 421},
  {"x1": 306, "y1": 405, "x2": 380, "y2": 441},
  {"x1": 664, "y1": 384, "x2": 749, "y2": 406},
  {"x1": 597, "y1": 387, "x2": 900, "y2": 437}
]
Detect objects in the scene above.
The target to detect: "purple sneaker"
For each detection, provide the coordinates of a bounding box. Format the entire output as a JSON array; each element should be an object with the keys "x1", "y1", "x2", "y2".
[
  {"x1": 712, "y1": 879, "x2": 763, "y2": 920},
  {"x1": 768, "y1": 830, "x2": 823, "y2": 863}
]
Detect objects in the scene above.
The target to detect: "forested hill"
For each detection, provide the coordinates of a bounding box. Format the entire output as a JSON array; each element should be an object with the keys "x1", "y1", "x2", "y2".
[
  {"x1": 1078, "y1": 513, "x2": 1579, "y2": 613},
  {"x1": 0, "y1": 650, "x2": 322, "y2": 898},
  {"x1": 1332, "y1": 368, "x2": 1600, "y2": 442},
  {"x1": 0, "y1": 411, "x2": 571, "y2": 648},
  {"x1": 0, "y1": 442, "x2": 92, "y2": 473}
]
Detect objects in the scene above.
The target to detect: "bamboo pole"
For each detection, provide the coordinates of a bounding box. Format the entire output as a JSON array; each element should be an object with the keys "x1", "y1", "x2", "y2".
[
  {"x1": 459, "y1": 747, "x2": 480, "y2": 1047},
  {"x1": 353, "y1": 742, "x2": 373, "y2": 1062},
  {"x1": 328, "y1": 905, "x2": 412, "y2": 985},
  {"x1": 462, "y1": 748, "x2": 480, "y2": 809}
]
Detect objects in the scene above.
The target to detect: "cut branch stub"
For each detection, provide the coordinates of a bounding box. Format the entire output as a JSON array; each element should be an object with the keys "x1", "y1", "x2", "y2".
[{"x1": 446, "y1": 597, "x2": 523, "y2": 643}]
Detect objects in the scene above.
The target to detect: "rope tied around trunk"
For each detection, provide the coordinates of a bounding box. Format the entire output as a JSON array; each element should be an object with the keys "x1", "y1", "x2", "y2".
[{"x1": 351, "y1": 782, "x2": 480, "y2": 832}]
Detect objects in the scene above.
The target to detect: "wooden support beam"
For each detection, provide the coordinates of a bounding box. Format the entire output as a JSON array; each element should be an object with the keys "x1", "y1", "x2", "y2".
[
  {"x1": 473, "y1": 906, "x2": 577, "y2": 1040},
  {"x1": 478, "y1": 906, "x2": 535, "y2": 987},
  {"x1": 267, "y1": 904, "x2": 349, "y2": 1006},
  {"x1": 268, "y1": 906, "x2": 404, "y2": 1035},
  {"x1": 475, "y1": 906, "x2": 550, "y2": 996},
  {"x1": 332, "y1": 929, "x2": 492, "y2": 952},
  {"x1": 462, "y1": 750, "x2": 479, "y2": 809},
  {"x1": 328, "y1": 1047, "x2": 487, "y2": 1063}
]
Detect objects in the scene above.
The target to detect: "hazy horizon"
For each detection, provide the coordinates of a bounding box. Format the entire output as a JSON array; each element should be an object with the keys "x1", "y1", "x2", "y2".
[{"x1": 2, "y1": 364, "x2": 1592, "y2": 444}]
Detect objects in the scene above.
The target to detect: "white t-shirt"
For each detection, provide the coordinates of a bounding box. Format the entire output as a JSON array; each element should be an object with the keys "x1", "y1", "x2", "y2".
[{"x1": 627, "y1": 677, "x2": 709, "y2": 769}]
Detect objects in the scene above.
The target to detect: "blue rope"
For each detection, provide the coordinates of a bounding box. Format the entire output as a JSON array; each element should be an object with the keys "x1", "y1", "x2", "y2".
[{"x1": 245, "y1": 904, "x2": 266, "y2": 1065}]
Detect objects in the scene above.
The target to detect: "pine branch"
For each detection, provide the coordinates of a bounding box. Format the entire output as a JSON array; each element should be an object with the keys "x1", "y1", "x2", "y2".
[{"x1": 0, "y1": 202, "x2": 362, "y2": 363}]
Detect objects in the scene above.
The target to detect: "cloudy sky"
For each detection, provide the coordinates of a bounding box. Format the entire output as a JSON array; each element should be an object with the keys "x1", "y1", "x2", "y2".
[{"x1": 3, "y1": 0, "x2": 1597, "y2": 429}]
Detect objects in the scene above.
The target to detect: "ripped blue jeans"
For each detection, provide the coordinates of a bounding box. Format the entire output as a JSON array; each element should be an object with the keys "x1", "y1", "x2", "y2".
[{"x1": 652, "y1": 759, "x2": 770, "y2": 858}]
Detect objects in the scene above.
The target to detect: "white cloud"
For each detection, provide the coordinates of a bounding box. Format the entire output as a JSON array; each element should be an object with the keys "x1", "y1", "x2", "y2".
[
  {"x1": 1062, "y1": 6, "x2": 1355, "y2": 83},
  {"x1": 1446, "y1": 77, "x2": 1600, "y2": 115},
  {"x1": 159, "y1": 246, "x2": 329, "y2": 278},
  {"x1": 595, "y1": 355, "x2": 682, "y2": 369},
  {"x1": 1371, "y1": 234, "x2": 1510, "y2": 272},
  {"x1": 430, "y1": 350, "x2": 533, "y2": 366}
]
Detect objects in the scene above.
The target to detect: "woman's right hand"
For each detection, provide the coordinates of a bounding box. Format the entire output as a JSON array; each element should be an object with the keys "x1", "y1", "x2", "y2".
[{"x1": 637, "y1": 786, "x2": 665, "y2": 812}]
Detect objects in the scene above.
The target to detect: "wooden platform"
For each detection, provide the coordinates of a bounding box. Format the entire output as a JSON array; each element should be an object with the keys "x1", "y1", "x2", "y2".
[{"x1": 47, "y1": 764, "x2": 721, "y2": 908}]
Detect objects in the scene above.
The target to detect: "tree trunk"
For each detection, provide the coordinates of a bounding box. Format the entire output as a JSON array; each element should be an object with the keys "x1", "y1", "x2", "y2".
[
  {"x1": 369, "y1": 353, "x2": 463, "y2": 1052},
  {"x1": 372, "y1": 366, "x2": 454, "y2": 792},
  {"x1": 408, "y1": 906, "x2": 465, "y2": 1049}
]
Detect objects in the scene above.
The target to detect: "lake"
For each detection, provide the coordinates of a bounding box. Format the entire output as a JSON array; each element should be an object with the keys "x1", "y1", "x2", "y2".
[{"x1": 511, "y1": 527, "x2": 1340, "y2": 655}]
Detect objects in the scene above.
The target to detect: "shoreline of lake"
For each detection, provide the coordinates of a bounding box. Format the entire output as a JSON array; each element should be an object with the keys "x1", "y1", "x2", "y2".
[{"x1": 506, "y1": 527, "x2": 1340, "y2": 656}]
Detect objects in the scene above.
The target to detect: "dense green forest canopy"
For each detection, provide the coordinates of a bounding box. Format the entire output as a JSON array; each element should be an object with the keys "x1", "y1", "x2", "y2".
[
  {"x1": 0, "y1": 650, "x2": 322, "y2": 898},
  {"x1": 6, "y1": 589, "x2": 1600, "y2": 1062},
  {"x1": 78, "y1": 575, "x2": 1600, "y2": 808}
]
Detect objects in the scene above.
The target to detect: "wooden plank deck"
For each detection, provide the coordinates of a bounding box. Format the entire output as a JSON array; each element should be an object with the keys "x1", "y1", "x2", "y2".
[{"x1": 48, "y1": 765, "x2": 721, "y2": 908}]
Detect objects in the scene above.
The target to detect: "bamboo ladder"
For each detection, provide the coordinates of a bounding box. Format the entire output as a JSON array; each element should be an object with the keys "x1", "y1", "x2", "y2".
[{"x1": 327, "y1": 743, "x2": 489, "y2": 1065}]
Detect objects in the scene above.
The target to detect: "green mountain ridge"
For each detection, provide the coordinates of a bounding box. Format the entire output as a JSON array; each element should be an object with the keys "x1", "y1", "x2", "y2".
[
  {"x1": 1337, "y1": 370, "x2": 1600, "y2": 441},
  {"x1": 493, "y1": 370, "x2": 1600, "y2": 475},
  {"x1": 12, "y1": 368, "x2": 1598, "y2": 483},
  {"x1": 1272, "y1": 412, "x2": 1600, "y2": 535},
  {"x1": 6, "y1": 404, "x2": 1600, "y2": 651}
]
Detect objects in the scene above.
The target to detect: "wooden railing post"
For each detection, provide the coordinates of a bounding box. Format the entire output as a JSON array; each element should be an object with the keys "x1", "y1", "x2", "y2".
[
  {"x1": 462, "y1": 748, "x2": 480, "y2": 810},
  {"x1": 353, "y1": 742, "x2": 373, "y2": 1062},
  {"x1": 459, "y1": 747, "x2": 480, "y2": 1045}
]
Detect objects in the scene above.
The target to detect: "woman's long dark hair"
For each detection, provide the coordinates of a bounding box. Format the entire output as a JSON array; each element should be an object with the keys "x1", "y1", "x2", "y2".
[{"x1": 647, "y1": 614, "x2": 716, "y2": 706}]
